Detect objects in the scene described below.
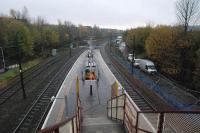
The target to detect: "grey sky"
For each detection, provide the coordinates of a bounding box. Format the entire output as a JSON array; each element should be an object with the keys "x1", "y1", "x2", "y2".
[{"x1": 1, "y1": 0, "x2": 177, "y2": 29}]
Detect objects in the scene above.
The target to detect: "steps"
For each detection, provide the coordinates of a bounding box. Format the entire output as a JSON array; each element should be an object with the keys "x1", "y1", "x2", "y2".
[
  {"x1": 81, "y1": 116, "x2": 126, "y2": 133},
  {"x1": 82, "y1": 117, "x2": 120, "y2": 126}
]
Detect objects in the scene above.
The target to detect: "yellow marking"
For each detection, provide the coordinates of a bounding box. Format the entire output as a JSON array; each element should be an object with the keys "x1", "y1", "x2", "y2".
[{"x1": 115, "y1": 81, "x2": 118, "y2": 96}]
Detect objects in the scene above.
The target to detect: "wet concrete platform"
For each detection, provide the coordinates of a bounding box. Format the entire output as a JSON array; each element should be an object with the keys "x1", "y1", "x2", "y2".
[
  {"x1": 42, "y1": 49, "x2": 126, "y2": 133},
  {"x1": 78, "y1": 50, "x2": 126, "y2": 133}
]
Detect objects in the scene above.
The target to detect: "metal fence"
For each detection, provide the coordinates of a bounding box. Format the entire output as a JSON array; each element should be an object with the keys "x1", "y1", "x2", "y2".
[{"x1": 107, "y1": 93, "x2": 200, "y2": 133}]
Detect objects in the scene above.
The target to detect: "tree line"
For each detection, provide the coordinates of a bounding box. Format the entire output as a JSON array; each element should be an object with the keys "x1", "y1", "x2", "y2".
[
  {"x1": 0, "y1": 7, "x2": 121, "y2": 65},
  {"x1": 123, "y1": 0, "x2": 200, "y2": 92}
]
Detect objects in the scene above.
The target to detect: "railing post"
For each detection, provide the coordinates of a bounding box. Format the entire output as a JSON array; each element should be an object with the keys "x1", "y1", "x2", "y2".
[
  {"x1": 79, "y1": 101, "x2": 81, "y2": 133},
  {"x1": 107, "y1": 100, "x2": 109, "y2": 117},
  {"x1": 123, "y1": 95, "x2": 126, "y2": 125},
  {"x1": 75, "y1": 111, "x2": 78, "y2": 133},
  {"x1": 77, "y1": 108, "x2": 79, "y2": 132},
  {"x1": 116, "y1": 96, "x2": 118, "y2": 120},
  {"x1": 135, "y1": 112, "x2": 139, "y2": 133},
  {"x1": 55, "y1": 128, "x2": 59, "y2": 133},
  {"x1": 72, "y1": 118, "x2": 74, "y2": 133},
  {"x1": 111, "y1": 97, "x2": 113, "y2": 119},
  {"x1": 157, "y1": 113, "x2": 164, "y2": 133}
]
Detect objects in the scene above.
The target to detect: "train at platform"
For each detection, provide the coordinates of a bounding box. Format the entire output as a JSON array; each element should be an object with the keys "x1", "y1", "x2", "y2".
[{"x1": 82, "y1": 50, "x2": 99, "y2": 81}]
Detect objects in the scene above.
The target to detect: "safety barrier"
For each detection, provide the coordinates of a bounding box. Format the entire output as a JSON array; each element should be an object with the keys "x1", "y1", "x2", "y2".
[
  {"x1": 107, "y1": 93, "x2": 200, "y2": 133},
  {"x1": 38, "y1": 98, "x2": 81, "y2": 133}
]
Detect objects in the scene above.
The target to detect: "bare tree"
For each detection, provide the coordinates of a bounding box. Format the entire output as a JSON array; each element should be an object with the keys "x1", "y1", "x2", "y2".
[
  {"x1": 10, "y1": 7, "x2": 30, "y2": 23},
  {"x1": 21, "y1": 6, "x2": 30, "y2": 23},
  {"x1": 176, "y1": 0, "x2": 200, "y2": 32},
  {"x1": 10, "y1": 9, "x2": 17, "y2": 19},
  {"x1": 35, "y1": 16, "x2": 46, "y2": 27}
]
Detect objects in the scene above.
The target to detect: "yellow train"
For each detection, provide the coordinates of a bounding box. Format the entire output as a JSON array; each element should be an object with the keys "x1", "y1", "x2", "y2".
[{"x1": 82, "y1": 59, "x2": 99, "y2": 81}]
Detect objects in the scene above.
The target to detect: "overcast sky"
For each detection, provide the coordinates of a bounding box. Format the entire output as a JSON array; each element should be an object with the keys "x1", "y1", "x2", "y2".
[{"x1": 1, "y1": 0, "x2": 177, "y2": 30}]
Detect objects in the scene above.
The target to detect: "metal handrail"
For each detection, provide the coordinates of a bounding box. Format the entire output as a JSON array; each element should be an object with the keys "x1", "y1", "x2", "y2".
[
  {"x1": 137, "y1": 110, "x2": 200, "y2": 114},
  {"x1": 107, "y1": 91, "x2": 200, "y2": 133},
  {"x1": 107, "y1": 94, "x2": 125, "y2": 102},
  {"x1": 38, "y1": 98, "x2": 81, "y2": 133},
  {"x1": 107, "y1": 94, "x2": 152, "y2": 133},
  {"x1": 107, "y1": 93, "x2": 141, "y2": 112},
  {"x1": 37, "y1": 116, "x2": 75, "y2": 133},
  {"x1": 108, "y1": 93, "x2": 200, "y2": 114}
]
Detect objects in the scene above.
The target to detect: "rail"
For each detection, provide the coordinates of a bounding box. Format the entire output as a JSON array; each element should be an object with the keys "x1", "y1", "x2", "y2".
[
  {"x1": 0, "y1": 54, "x2": 63, "y2": 105},
  {"x1": 12, "y1": 49, "x2": 85, "y2": 133},
  {"x1": 106, "y1": 45, "x2": 162, "y2": 111},
  {"x1": 38, "y1": 97, "x2": 81, "y2": 133},
  {"x1": 107, "y1": 93, "x2": 200, "y2": 133}
]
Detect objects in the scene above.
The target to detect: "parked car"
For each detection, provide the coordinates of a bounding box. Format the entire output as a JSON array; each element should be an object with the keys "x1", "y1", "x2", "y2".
[
  {"x1": 139, "y1": 59, "x2": 157, "y2": 74},
  {"x1": 127, "y1": 54, "x2": 133, "y2": 62},
  {"x1": 127, "y1": 54, "x2": 140, "y2": 67}
]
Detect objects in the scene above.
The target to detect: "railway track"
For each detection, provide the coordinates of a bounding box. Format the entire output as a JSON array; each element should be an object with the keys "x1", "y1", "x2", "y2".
[
  {"x1": 110, "y1": 58, "x2": 156, "y2": 111},
  {"x1": 100, "y1": 45, "x2": 172, "y2": 111},
  {"x1": 0, "y1": 54, "x2": 65, "y2": 105},
  {"x1": 109, "y1": 46, "x2": 200, "y2": 109},
  {"x1": 0, "y1": 56, "x2": 58, "y2": 91},
  {"x1": 13, "y1": 49, "x2": 85, "y2": 133}
]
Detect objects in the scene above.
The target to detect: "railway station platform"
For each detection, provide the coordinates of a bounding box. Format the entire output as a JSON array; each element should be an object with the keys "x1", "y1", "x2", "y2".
[
  {"x1": 40, "y1": 49, "x2": 126, "y2": 133},
  {"x1": 39, "y1": 49, "x2": 200, "y2": 133}
]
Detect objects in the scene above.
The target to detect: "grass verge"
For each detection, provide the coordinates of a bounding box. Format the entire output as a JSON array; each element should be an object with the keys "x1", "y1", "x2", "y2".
[{"x1": 0, "y1": 58, "x2": 41, "y2": 82}]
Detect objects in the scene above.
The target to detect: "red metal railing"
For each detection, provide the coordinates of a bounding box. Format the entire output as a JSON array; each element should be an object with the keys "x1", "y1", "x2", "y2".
[
  {"x1": 38, "y1": 98, "x2": 81, "y2": 133},
  {"x1": 107, "y1": 93, "x2": 200, "y2": 133}
]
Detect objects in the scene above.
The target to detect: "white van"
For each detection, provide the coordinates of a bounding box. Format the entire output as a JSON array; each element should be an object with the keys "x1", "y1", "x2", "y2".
[
  {"x1": 139, "y1": 59, "x2": 157, "y2": 74},
  {"x1": 133, "y1": 59, "x2": 141, "y2": 67}
]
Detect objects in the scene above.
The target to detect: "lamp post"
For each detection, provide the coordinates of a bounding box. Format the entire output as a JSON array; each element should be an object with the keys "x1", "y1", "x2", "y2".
[
  {"x1": 0, "y1": 47, "x2": 6, "y2": 72},
  {"x1": 14, "y1": 18, "x2": 26, "y2": 99},
  {"x1": 109, "y1": 33, "x2": 112, "y2": 53},
  {"x1": 15, "y1": 32, "x2": 26, "y2": 99},
  {"x1": 131, "y1": 50, "x2": 135, "y2": 74},
  {"x1": 131, "y1": 35, "x2": 136, "y2": 74}
]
